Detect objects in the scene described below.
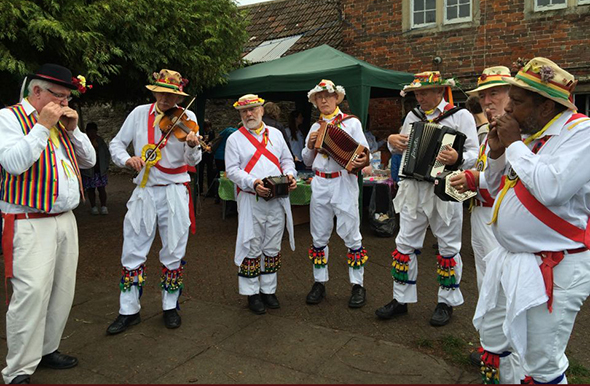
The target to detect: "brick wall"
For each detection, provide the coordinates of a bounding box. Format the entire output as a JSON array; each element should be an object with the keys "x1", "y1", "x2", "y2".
[{"x1": 341, "y1": 0, "x2": 590, "y2": 91}]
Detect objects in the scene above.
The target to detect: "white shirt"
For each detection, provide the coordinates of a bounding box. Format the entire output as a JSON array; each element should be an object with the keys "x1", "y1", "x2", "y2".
[
  {"x1": 225, "y1": 123, "x2": 296, "y2": 191},
  {"x1": 486, "y1": 110, "x2": 590, "y2": 252},
  {"x1": 390, "y1": 99, "x2": 479, "y2": 170},
  {"x1": 0, "y1": 99, "x2": 96, "y2": 214},
  {"x1": 109, "y1": 103, "x2": 201, "y2": 186},
  {"x1": 301, "y1": 111, "x2": 369, "y2": 172}
]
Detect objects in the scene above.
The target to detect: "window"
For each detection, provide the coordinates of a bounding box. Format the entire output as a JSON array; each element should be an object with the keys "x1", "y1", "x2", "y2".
[
  {"x1": 412, "y1": 0, "x2": 437, "y2": 28},
  {"x1": 579, "y1": 0, "x2": 590, "y2": 5},
  {"x1": 534, "y1": 0, "x2": 567, "y2": 10},
  {"x1": 408, "y1": 0, "x2": 473, "y2": 30},
  {"x1": 445, "y1": 0, "x2": 472, "y2": 23}
]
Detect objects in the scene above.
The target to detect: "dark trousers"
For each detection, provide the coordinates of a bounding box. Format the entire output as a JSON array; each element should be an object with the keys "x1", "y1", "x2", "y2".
[{"x1": 198, "y1": 153, "x2": 216, "y2": 195}]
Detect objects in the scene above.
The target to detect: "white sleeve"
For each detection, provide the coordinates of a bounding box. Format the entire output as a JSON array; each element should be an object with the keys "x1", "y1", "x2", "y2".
[
  {"x1": 183, "y1": 110, "x2": 202, "y2": 166},
  {"x1": 66, "y1": 127, "x2": 96, "y2": 169},
  {"x1": 457, "y1": 111, "x2": 479, "y2": 170},
  {"x1": 109, "y1": 108, "x2": 139, "y2": 168},
  {"x1": 508, "y1": 124, "x2": 590, "y2": 206},
  {"x1": 0, "y1": 109, "x2": 51, "y2": 175},
  {"x1": 301, "y1": 122, "x2": 320, "y2": 167}
]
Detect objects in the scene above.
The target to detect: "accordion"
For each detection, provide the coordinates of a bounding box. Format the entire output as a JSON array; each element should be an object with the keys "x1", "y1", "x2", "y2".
[
  {"x1": 399, "y1": 121, "x2": 466, "y2": 182},
  {"x1": 262, "y1": 175, "x2": 290, "y2": 201},
  {"x1": 314, "y1": 121, "x2": 367, "y2": 172},
  {"x1": 434, "y1": 170, "x2": 477, "y2": 202}
]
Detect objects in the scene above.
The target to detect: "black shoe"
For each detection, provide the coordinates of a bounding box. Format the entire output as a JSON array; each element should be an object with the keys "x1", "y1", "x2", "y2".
[
  {"x1": 348, "y1": 284, "x2": 366, "y2": 308},
  {"x1": 163, "y1": 309, "x2": 181, "y2": 329},
  {"x1": 430, "y1": 303, "x2": 453, "y2": 326},
  {"x1": 39, "y1": 351, "x2": 78, "y2": 369},
  {"x1": 261, "y1": 293, "x2": 280, "y2": 309},
  {"x1": 106, "y1": 313, "x2": 141, "y2": 335},
  {"x1": 375, "y1": 300, "x2": 408, "y2": 319},
  {"x1": 248, "y1": 294, "x2": 266, "y2": 314},
  {"x1": 9, "y1": 375, "x2": 30, "y2": 384},
  {"x1": 305, "y1": 282, "x2": 325, "y2": 305}
]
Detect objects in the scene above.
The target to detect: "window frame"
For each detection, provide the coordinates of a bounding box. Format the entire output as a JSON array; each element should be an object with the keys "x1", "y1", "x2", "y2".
[
  {"x1": 410, "y1": 0, "x2": 437, "y2": 29},
  {"x1": 443, "y1": 0, "x2": 472, "y2": 24},
  {"x1": 533, "y1": 0, "x2": 568, "y2": 11},
  {"x1": 578, "y1": 0, "x2": 590, "y2": 5}
]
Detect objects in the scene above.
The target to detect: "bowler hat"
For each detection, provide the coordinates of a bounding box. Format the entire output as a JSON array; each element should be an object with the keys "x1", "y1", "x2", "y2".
[{"x1": 29, "y1": 63, "x2": 77, "y2": 90}]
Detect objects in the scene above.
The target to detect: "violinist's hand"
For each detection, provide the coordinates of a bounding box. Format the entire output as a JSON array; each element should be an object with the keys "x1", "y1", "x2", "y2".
[
  {"x1": 287, "y1": 174, "x2": 297, "y2": 191},
  {"x1": 307, "y1": 131, "x2": 318, "y2": 149},
  {"x1": 186, "y1": 131, "x2": 199, "y2": 148},
  {"x1": 59, "y1": 107, "x2": 79, "y2": 131},
  {"x1": 388, "y1": 134, "x2": 409, "y2": 152},
  {"x1": 126, "y1": 156, "x2": 145, "y2": 172},
  {"x1": 253, "y1": 179, "x2": 271, "y2": 197},
  {"x1": 436, "y1": 146, "x2": 459, "y2": 165},
  {"x1": 37, "y1": 102, "x2": 63, "y2": 130}
]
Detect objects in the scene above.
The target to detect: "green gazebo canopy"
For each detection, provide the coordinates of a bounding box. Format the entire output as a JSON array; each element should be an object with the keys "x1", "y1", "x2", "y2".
[{"x1": 199, "y1": 44, "x2": 414, "y2": 128}]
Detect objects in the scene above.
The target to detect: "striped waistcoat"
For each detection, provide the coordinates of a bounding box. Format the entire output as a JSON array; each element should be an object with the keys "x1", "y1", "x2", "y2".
[{"x1": 0, "y1": 103, "x2": 82, "y2": 212}]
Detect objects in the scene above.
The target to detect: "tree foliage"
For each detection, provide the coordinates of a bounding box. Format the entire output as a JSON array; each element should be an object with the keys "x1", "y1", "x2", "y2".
[{"x1": 0, "y1": 0, "x2": 249, "y2": 105}]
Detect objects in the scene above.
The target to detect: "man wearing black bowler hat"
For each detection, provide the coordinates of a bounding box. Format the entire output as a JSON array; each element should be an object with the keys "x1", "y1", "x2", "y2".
[{"x1": 0, "y1": 64, "x2": 96, "y2": 384}]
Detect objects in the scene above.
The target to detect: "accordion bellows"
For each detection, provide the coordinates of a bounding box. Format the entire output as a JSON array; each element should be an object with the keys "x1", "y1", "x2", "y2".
[{"x1": 314, "y1": 122, "x2": 367, "y2": 172}]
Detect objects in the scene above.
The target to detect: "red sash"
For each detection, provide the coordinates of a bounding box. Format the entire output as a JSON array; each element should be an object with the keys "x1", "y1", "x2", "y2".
[
  {"x1": 514, "y1": 181, "x2": 590, "y2": 248},
  {"x1": 146, "y1": 104, "x2": 195, "y2": 234},
  {"x1": 236, "y1": 126, "x2": 282, "y2": 195}
]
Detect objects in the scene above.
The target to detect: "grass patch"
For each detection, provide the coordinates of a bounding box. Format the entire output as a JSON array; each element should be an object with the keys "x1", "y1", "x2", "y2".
[
  {"x1": 439, "y1": 334, "x2": 470, "y2": 366},
  {"x1": 417, "y1": 338, "x2": 434, "y2": 348},
  {"x1": 567, "y1": 357, "x2": 590, "y2": 384}
]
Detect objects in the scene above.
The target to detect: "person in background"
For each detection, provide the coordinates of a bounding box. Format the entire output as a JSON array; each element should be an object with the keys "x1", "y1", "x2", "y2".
[
  {"x1": 197, "y1": 119, "x2": 216, "y2": 196},
  {"x1": 465, "y1": 95, "x2": 490, "y2": 145},
  {"x1": 286, "y1": 110, "x2": 306, "y2": 170},
  {"x1": 263, "y1": 102, "x2": 293, "y2": 155},
  {"x1": 81, "y1": 122, "x2": 111, "y2": 215}
]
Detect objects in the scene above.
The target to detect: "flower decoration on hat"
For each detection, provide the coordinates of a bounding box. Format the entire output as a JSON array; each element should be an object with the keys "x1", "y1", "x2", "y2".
[
  {"x1": 307, "y1": 79, "x2": 346, "y2": 107},
  {"x1": 72, "y1": 75, "x2": 92, "y2": 94},
  {"x1": 511, "y1": 57, "x2": 529, "y2": 73},
  {"x1": 400, "y1": 71, "x2": 458, "y2": 98},
  {"x1": 233, "y1": 94, "x2": 265, "y2": 109},
  {"x1": 539, "y1": 65, "x2": 555, "y2": 83},
  {"x1": 146, "y1": 69, "x2": 189, "y2": 96}
]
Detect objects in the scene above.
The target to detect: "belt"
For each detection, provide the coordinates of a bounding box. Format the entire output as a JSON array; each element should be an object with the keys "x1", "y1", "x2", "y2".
[
  {"x1": 315, "y1": 170, "x2": 342, "y2": 179},
  {"x1": 1, "y1": 211, "x2": 64, "y2": 304},
  {"x1": 535, "y1": 247, "x2": 588, "y2": 313}
]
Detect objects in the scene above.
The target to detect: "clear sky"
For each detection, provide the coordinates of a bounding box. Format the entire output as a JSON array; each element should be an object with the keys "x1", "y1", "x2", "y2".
[{"x1": 236, "y1": 0, "x2": 274, "y2": 5}]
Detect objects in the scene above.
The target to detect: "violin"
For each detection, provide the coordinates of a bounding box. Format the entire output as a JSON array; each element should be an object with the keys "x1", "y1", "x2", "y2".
[{"x1": 159, "y1": 107, "x2": 211, "y2": 151}]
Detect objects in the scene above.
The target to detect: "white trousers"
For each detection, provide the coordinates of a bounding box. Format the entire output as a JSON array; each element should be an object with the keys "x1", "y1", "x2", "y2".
[
  {"x1": 119, "y1": 185, "x2": 190, "y2": 315},
  {"x1": 470, "y1": 206, "x2": 499, "y2": 292},
  {"x1": 238, "y1": 198, "x2": 284, "y2": 296},
  {"x1": 393, "y1": 200, "x2": 464, "y2": 306},
  {"x1": 310, "y1": 183, "x2": 364, "y2": 286},
  {"x1": 2, "y1": 211, "x2": 78, "y2": 384},
  {"x1": 478, "y1": 250, "x2": 590, "y2": 383}
]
